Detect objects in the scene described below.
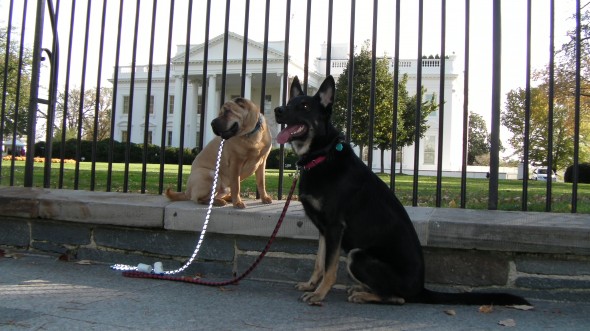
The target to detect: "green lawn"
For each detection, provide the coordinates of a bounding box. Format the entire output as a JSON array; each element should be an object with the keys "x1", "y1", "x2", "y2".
[{"x1": 2, "y1": 160, "x2": 589, "y2": 213}]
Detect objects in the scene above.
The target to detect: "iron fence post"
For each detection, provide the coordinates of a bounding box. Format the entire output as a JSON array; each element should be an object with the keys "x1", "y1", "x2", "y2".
[{"x1": 24, "y1": 0, "x2": 46, "y2": 187}]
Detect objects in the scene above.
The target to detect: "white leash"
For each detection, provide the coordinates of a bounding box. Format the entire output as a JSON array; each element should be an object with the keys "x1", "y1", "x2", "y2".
[{"x1": 111, "y1": 139, "x2": 225, "y2": 274}]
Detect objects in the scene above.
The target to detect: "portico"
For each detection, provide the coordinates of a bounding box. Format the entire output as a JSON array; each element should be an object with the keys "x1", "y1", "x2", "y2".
[{"x1": 112, "y1": 32, "x2": 322, "y2": 150}]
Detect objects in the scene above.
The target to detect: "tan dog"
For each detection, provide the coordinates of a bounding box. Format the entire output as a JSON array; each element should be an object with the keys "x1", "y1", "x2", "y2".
[{"x1": 166, "y1": 97, "x2": 272, "y2": 208}]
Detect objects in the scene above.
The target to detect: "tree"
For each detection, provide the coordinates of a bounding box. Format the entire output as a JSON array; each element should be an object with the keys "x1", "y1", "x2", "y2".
[
  {"x1": 53, "y1": 87, "x2": 112, "y2": 142},
  {"x1": 504, "y1": 5, "x2": 590, "y2": 170},
  {"x1": 502, "y1": 86, "x2": 589, "y2": 170},
  {"x1": 0, "y1": 27, "x2": 33, "y2": 138},
  {"x1": 468, "y1": 112, "x2": 491, "y2": 165},
  {"x1": 332, "y1": 40, "x2": 437, "y2": 173}
]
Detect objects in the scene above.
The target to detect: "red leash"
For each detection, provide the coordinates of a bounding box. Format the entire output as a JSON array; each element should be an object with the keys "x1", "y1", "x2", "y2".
[{"x1": 122, "y1": 172, "x2": 299, "y2": 286}]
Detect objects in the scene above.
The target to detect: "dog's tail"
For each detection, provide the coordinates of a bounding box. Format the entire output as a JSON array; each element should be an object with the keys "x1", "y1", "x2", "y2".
[
  {"x1": 409, "y1": 289, "x2": 531, "y2": 306},
  {"x1": 165, "y1": 188, "x2": 190, "y2": 201}
]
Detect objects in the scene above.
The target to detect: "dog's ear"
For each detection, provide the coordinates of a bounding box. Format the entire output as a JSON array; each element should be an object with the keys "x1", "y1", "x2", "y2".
[
  {"x1": 290, "y1": 76, "x2": 304, "y2": 100},
  {"x1": 315, "y1": 75, "x2": 335, "y2": 108}
]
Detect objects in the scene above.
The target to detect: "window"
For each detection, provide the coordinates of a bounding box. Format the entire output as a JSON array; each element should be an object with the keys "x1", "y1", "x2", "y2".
[
  {"x1": 196, "y1": 95, "x2": 202, "y2": 114},
  {"x1": 167, "y1": 131, "x2": 172, "y2": 147},
  {"x1": 146, "y1": 131, "x2": 153, "y2": 145},
  {"x1": 169, "y1": 95, "x2": 174, "y2": 114},
  {"x1": 425, "y1": 93, "x2": 437, "y2": 118},
  {"x1": 149, "y1": 95, "x2": 154, "y2": 114},
  {"x1": 423, "y1": 136, "x2": 435, "y2": 165},
  {"x1": 121, "y1": 130, "x2": 128, "y2": 143},
  {"x1": 196, "y1": 131, "x2": 200, "y2": 147},
  {"x1": 123, "y1": 96, "x2": 129, "y2": 114}
]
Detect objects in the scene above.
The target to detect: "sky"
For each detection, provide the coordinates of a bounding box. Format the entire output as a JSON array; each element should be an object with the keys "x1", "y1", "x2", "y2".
[{"x1": 0, "y1": 0, "x2": 580, "y2": 146}]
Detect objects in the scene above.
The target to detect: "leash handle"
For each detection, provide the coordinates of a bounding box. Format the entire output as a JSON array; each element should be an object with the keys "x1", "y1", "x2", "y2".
[{"x1": 112, "y1": 139, "x2": 225, "y2": 274}]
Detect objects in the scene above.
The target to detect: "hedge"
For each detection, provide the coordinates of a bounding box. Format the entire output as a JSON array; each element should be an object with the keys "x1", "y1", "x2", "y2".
[{"x1": 33, "y1": 139, "x2": 299, "y2": 168}]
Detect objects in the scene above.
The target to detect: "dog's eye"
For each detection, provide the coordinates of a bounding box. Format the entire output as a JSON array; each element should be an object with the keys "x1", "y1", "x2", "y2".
[{"x1": 301, "y1": 103, "x2": 310, "y2": 112}]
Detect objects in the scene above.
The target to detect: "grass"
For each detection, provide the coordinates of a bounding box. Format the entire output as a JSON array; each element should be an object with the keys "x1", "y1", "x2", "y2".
[{"x1": 2, "y1": 160, "x2": 589, "y2": 214}]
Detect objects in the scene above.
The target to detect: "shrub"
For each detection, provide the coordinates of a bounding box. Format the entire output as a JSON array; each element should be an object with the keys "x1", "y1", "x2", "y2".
[
  {"x1": 564, "y1": 163, "x2": 590, "y2": 183},
  {"x1": 34, "y1": 139, "x2": 198, "y2": 165},
  {"x1": 267, "y1": 148, "x2": 299, "y2": 169}
]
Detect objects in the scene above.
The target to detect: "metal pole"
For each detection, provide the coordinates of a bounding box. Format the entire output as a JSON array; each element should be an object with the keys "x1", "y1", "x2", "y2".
[
  {"x1": 24, "y1": 0, "x2": 46, "y2": 187},
  {"x1": 488, "y1": 0, "x2": 502, "y2": 210}
]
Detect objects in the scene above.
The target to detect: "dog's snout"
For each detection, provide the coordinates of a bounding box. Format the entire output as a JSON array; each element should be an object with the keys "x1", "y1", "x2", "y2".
[
  {"x1": 211, "y1": 118, "x2": 220, "y2": 136},
  {"x1": 274, "y1": 106, "x2": 284, "y2": 115}
]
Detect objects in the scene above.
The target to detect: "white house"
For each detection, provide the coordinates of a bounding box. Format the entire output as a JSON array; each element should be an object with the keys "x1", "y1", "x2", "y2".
[
  {"x1": 316, "y1": 43, "x2": 465, "y2": 175},
  {"x1": 111, "y1": 32, "x2": 472, "y2": 176}
]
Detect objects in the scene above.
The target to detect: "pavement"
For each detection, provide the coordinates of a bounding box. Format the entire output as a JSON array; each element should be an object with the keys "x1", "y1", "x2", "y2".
[{"x1": 2, "y1": 251, "x2": 590, "y2": 330}]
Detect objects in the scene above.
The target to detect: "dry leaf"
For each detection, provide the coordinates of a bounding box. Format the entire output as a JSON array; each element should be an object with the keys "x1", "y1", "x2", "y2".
[
  {"x1": 479, "y1": 305, "x2": 494, "y2": 314},
  {"x1": 499, "y1": 318, "x2": 516, "y2": 327},
  {"x1": 58, "y1": 254, "x2": 70, "y2": 261},
  {"x1": 75, "y1": 260, "x2": 93, "y2": 265},
  {"x1": 5, "y1": 252, "x2": 23, "y2": 259},
  {"x1": 444, "y1": 309, "x2": 456, "y2": 316},
  {"x1": 509, "y1": 304, "x2": 534, "y2": 311}
]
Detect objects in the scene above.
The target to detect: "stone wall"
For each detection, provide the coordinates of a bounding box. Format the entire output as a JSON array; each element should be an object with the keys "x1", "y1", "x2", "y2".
[{"x1": 1, "y1": 186, "x2": 589, "y2": 302}]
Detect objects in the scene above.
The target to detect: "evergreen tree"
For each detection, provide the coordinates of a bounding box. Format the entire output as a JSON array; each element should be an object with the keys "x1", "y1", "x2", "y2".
[{"x1": 333, "y1": 41, "x2": 437, "y2": 173}]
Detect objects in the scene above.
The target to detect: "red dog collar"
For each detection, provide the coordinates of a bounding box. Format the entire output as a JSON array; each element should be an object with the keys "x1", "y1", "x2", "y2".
[{"x1": 303, "y1": 155, "x2": 327, "y2": 170}]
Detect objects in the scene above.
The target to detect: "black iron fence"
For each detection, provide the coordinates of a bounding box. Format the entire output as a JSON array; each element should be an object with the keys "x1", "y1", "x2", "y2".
[{"x1": 0, "y1": 0, "x2": 588, "y2": 213}]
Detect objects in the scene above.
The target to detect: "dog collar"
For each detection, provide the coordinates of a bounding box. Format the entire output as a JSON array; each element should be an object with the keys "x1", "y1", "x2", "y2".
[
  {"x1": 302, "y1": 155, "x2": 327, "y2": 170},
  {"x1": 300, "y1": 142, "x2": 343, "y2": 170},
  {"x1": 245, "y1": 116, "x2": 263, "y2": 137}
]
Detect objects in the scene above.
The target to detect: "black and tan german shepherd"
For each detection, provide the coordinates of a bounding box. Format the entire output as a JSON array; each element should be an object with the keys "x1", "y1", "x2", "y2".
[{"x1": 274, "y1": 76, "x2": 531, "y2": 306}]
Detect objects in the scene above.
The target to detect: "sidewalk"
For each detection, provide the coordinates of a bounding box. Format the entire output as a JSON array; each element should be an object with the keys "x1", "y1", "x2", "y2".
[{"x1": 1, "y1": 251, "x2": 589, "y2": 330}]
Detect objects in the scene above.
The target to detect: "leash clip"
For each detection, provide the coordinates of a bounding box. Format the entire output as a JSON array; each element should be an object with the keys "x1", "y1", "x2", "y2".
[{"x1": 293, "y1": 168, "x2": 301, "y2": 180}]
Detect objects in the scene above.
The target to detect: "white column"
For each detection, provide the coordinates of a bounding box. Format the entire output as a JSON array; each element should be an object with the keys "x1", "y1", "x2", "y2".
[
  {"x1": 277, "y1": 73, "x2": 284, "y2": 106},
  {"x1": 172, "y1": 76, "x2": 183, "y2": 147},
  {"x1": 244, "y1": 73, "x2": 252, "y2": 100},
  {"x1": 190, "y1": 79, "x2": 200, "y2": 147},
  {"x1": 204, "y1": 74, "x2": 217, "y2": 145}
]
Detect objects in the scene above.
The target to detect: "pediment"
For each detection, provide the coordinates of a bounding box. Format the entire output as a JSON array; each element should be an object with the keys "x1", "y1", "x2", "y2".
[{"x1": 172, "y1": 32, "x2": 285, "y2": 64}]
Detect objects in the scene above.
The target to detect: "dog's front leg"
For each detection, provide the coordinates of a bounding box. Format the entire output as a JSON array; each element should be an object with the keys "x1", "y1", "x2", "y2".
[
  {"x1": 300, "y1": 230, "x2": 342, "y2": 304},
  {"x1": 229, "y1": 163, "x2": 245, "y2": 209},
  {"x1": 296, "y1": 235, "x2": 326, "y2": 291},
  {"x1": 255, "y1": 161, "x2": 272, "y2": 204}
]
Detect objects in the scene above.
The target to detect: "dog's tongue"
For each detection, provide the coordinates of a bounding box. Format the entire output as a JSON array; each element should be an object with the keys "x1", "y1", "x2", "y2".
[{"x1": 276, "y1": 125, "x2": 304, "y2": 144}]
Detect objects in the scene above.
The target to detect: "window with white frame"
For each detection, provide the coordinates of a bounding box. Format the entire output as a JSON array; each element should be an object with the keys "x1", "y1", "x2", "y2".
[
  {"x1": 425, "y1": 93, "x2": 437, "y2": 118},
  {"x1": 423, "y1": 135, "x2": 436, "y2": 165},
  {"x1": 123, "y1": 96, "x2": 129, "y2": 114}
]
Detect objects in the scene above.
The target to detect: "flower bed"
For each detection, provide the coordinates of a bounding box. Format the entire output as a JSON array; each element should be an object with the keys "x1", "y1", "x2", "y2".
[{"x1": 2, "y1": 156, "x2": 77, "y2": 163}]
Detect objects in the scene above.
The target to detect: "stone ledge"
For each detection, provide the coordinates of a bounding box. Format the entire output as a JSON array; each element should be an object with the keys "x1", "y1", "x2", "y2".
[{"x1": 0, "y1": 186, "x2": 589, "y2": 255}]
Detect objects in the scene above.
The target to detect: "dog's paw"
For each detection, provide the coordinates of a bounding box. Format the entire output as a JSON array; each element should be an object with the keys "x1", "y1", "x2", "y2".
[
  {"x1": 213, "y1": 198, "x2": 227, "y2": 206},
  {"x1": 261, "y1": 196, "x2": 272, "y2": 204},
  {"x1": 300, "y1": 291, "x2": 325, "y2": 304},
  {"x1": 347, "y1": 291, "x2": 405, "y2": 305},
  {"x1": 233, "y1": 201, "x2": 246, "y2": 209},
  {"x1": 347, "y1": 291, "x2": 378, "y2": 304},
  {"x1": 295, "y1": 282, "x2": 316, "y2": 292},
  {"x1": 347, "y1": 285, "x2": 366, "y2": 295}
]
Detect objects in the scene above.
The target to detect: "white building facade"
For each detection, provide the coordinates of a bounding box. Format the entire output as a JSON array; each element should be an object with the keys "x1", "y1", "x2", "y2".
[{"x1": 111, "y1": 33, "x2": 469, "y2": 175}]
